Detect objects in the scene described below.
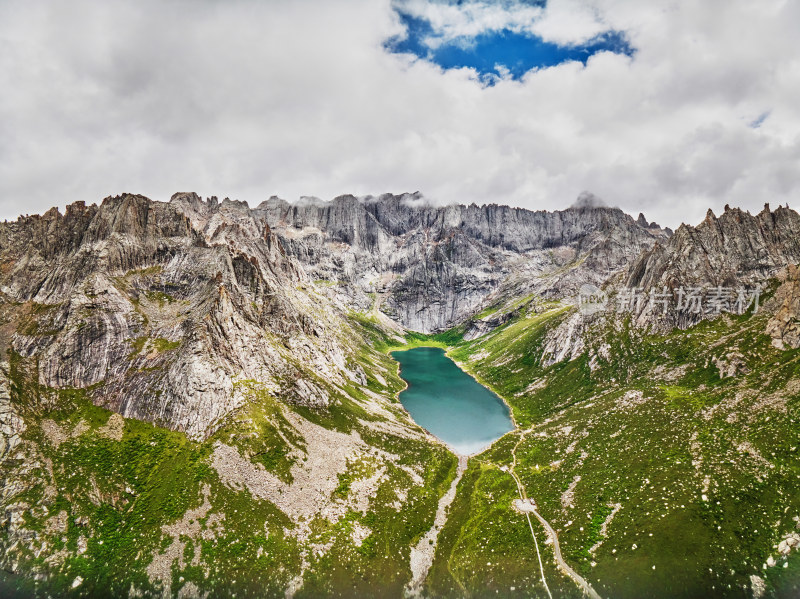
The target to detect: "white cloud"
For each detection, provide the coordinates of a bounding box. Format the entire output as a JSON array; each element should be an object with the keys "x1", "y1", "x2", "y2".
[
  {"x1": 0, "y1": 0, "x2": 799, "y2": 228},
  {"x1": 393, "y1": 0, "x2": 545, "y2": 44},
  {"x1": 529, "y1": 0, "x2": 610, "y2": 46},
  {"x1": 392, "y1": 0, "x2": 609, "y2": 47}
]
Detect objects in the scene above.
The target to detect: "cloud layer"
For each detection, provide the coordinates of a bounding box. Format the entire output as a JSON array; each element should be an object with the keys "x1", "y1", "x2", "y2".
[
  {"x1": 386, "y1": 0, "x2": 634, "y2": 82},
  {"x1": 0, "y1": 0, "x2": 798, "y2": 227}
]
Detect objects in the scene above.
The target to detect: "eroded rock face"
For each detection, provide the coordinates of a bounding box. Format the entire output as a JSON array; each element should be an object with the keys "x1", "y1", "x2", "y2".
[
  {"x1": 618, "y1": 204, "x2": 800, "y2": 329},
  {"x1": 0, "y1": 194, "x2": 365, "y2": 439},
  {"x1": 0, "y1": 190, "x2": 671, "y2": 436},
  {"x1": 766, "y1": 264, "x2": 800, "y2": 350},
  {"x1": 0, "y1": 363, "x2": 26, "y2": 459},
  {"x1": 257, "y1": 193, "x2": 668, "y2": 332},
  {"x1": 627, "y1": 204, "x2": 800, "y2": 291}
]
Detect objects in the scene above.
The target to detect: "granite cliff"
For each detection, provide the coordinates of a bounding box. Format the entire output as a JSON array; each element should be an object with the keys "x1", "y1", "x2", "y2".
[
  {"x1": 257, "y1": 192, "x2": 668, "y2": 332},
  {"x1": 615, "y1": 203, "x2": 800, "y2": 330},
  {"x1": 0, "y1": 194, "x2": 369, "y2": 439},
  {"x1": 627, "y1": 203, "x2": 800, "y2": 290}
]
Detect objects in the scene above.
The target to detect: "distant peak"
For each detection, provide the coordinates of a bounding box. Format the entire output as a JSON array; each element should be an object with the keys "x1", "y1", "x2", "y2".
[{"x1": 170, "y1": 191, "x2": 201, "y2": 203}]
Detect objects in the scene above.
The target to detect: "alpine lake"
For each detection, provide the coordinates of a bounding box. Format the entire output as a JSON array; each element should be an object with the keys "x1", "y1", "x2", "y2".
[{"x1": 391, "y1": 346, "x2": 514, "y2": 455}]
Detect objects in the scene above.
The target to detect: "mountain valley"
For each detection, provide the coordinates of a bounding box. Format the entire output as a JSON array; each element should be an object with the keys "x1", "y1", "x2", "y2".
[{"x1": 0, "y1": 192, "x2": 798, "y2": 599}]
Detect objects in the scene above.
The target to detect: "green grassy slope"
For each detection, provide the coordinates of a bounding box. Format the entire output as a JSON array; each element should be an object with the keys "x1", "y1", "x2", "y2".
[
  {"x1": 4, "y1": 284, "x2": 800, "y2": 598},
  {"x1": 428, "y1": 295, "x2": 800, "y2": 598},
  {"x1": 0, "y1": 314, "x2": 457, "y2": 599}
]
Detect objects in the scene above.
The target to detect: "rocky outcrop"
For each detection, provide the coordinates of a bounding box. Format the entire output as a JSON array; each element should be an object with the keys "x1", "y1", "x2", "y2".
[
  {"x1": 0, "y1": 194, "x2": 368, "y2": 439},
  {"x1": 0, "y1": 363, "x2": 25, "y2": 459},
  {"x1": 617, "y1": 204, "x2": 800, "y2": 329},
  {"x1": 627, "y1": 204, "x2": 800, "y2": 291},
  {"x1": 258, "y1": 193, "x2": 668, "y2": 332},
  {"x1": 766, "y1": 264, "x2": 800, "y2": 350}
]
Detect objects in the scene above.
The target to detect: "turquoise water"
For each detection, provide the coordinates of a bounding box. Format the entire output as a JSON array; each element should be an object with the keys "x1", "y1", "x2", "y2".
[{"x1": 392, "y1": 347, "x2": 514, "y2": 455}]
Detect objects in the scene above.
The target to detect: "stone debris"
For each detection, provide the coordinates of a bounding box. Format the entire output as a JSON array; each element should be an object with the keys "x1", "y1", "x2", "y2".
[
  {"x1": 589, "y1": 503, "x2": 622, "y2": 555},
  {"x1": 41, "y1": 419, "x2": 68, "y2": 449},
  {"x1": 284, "y1": 575, "x2": 304, "y2": 599},
  {"x1": 778, "y1": 533, "x2": 800, "y2": 555},
  {"x1": 45, "y1": 510, "x2": 68, "y2": 535},
  {"x1": 512, "y1": 498, "x2": 538, "y2": 513},
  {"x1": 712, "y1": 351, "x2": 749, "y2": 378},
  {"x1": 146, "y1": 484, "x2": 215, "y2": 598},
  {"x1": 176, "y1": 581, "x2": 208, "y2": 599},
  {"x1": 750, "y1": 574, "x2": 766, "y2": 599},
  {"x1": 40, "y1": 418, "x2": 89, "y2": 449},
  {"x1": 97, "y1": 413, "x2": 125, "y2": 441},
  {"x1": 406, "y1": 456, "x2": 468, "y2": 598},
  {"x1": 561, "y1": 475, "x2": 581, "y2": 509},
  {"x1": 616, "y1": 390, "x2": 646, "y2": 410},
  {"x1": 761, "y1": 527, "x2": 800, "y2": 576},
  {"x1": 350, "y1": 522, "x2": 372, "y2": 548},
  {"x1": 212, "y1": 414, "x2": 365, "y2": 524}
]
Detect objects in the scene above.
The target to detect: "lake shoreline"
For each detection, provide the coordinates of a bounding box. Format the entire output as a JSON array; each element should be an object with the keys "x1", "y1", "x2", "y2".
[{"x1": 390, "y1": 346, "x2": 515, "y2": 457}]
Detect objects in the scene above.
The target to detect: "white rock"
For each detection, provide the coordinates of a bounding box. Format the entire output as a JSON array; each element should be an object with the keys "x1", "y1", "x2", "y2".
[{"x1": 750, "y1": 574, "x2": 766, "y2": 599}]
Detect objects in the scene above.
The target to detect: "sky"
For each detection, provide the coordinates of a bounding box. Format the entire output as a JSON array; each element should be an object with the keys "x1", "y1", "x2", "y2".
[{"x1": 1, "y1": 0, "x2": 799, "y2": 228}]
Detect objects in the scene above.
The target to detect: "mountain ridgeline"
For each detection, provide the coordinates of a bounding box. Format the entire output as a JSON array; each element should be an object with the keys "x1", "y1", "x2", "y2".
[
  {"x1": 1, "y1": 191, "x2": 800, "y2": 599},
  {"x1": 252, "y1": 192, "x2": 670, "y2": 331}
]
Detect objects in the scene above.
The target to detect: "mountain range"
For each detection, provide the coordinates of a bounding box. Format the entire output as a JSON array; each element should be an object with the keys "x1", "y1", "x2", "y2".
[{"x1": 1, "y1": 192, "x2": 799, "y2": 599}]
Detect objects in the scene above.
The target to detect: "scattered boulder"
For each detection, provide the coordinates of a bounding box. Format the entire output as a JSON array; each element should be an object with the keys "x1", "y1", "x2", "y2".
[
  {"x1": 712, "y1": 351, "x2": 750, "y2": 378},
  {"x1": 750, "y1": 574, "x2": 766, "y2": 599}
]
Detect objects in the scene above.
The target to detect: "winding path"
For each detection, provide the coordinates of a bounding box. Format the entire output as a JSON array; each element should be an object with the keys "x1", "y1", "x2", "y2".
[
  {"x1": 528, "y1": 501, "x2": 602, "y2": 599},
  {"x1": 509, "y1": 467, "x2": 553, "y2": 599},
  {"x1": 510, "y1": 436, "x2": 602, "y2": 599}
]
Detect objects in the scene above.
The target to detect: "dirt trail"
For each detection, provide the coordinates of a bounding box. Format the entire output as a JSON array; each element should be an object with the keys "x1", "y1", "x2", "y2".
[
  {"x1": 529, "y1": 502, "x2": 602, "y2": 599},
  {"x1": 509, "y1": 452, "x2": 553, "y2": 599},
  {"x1": 510, "y1": 436, "x2": 602, "y2": 599}
]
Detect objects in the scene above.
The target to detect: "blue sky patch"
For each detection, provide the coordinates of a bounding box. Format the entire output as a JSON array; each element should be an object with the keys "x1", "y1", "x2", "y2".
[
  {"x1": 749, "y1": 111, "x2": 770, "y2": 129},
  {"x1": 385, "y1": 3, "x2": 635, "y2": 83}
]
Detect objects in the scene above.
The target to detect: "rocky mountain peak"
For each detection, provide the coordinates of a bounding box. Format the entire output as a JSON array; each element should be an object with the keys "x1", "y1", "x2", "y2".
[
  {"x1": 254, "y1": 192, "x2": 669, "y2": 331},
  {"x1": 621, "y1": 203, "x2": 800, "y2": 330},
  {"x1": 0, "y1": 194, "x2": 370, "y2": 439}
]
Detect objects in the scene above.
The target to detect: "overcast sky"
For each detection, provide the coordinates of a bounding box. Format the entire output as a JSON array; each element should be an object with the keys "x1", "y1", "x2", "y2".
[{"x1": 1, "y1": 0, "x2": 798, "y2": 227}]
